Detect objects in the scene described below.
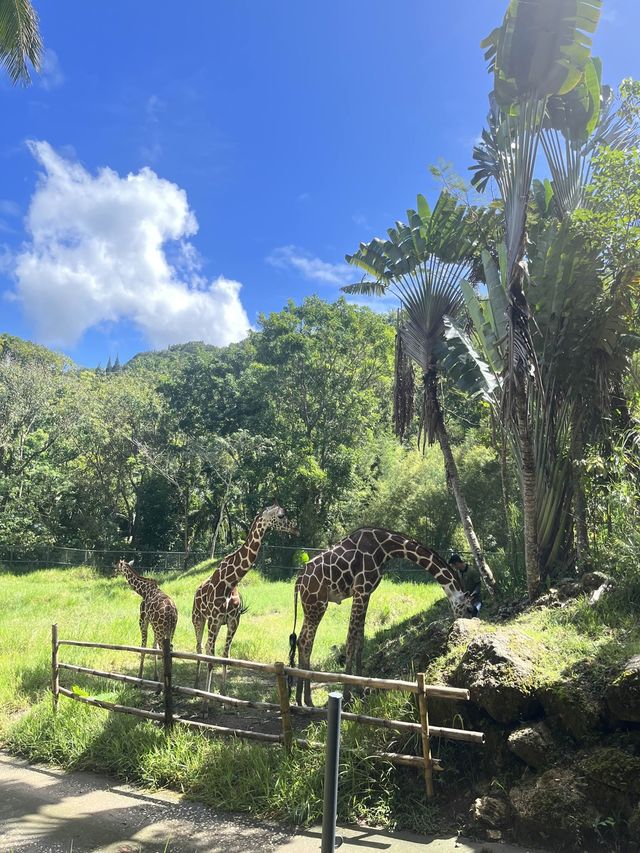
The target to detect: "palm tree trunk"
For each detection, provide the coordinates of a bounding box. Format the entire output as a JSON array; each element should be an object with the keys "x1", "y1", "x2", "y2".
[
  {"x1": 424, "y1": 370, "x2": 495, "y2": 591},
  {"x1": 515, "y1": 383, "x2": 542, "y2": 600},
  {"x1": 574, "y1": 482, "x2": 589, "y2": 570}
]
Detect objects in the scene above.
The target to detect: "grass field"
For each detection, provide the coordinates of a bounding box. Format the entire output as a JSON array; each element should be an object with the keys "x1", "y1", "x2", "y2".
[{"x1": 0, "y1": 560, "x2": 445, "y2": 831}]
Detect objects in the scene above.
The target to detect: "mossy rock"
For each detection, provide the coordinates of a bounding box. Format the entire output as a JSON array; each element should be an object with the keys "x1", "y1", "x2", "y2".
[
  {"x1": 539, "y1": 680, "x2": 605, "y2": 741},
  {"x1": 509, "y1": 768, "x2": 601, "y2": 848},
  {"x1": 605, "y1": 656, "x2": 640, "y2": 723},
  {"x1": 508, "y1": 722, "x2": 556, "y2": 770},
  {"x1": 576, "y1": 746, "x2": 640, "y2": 816},
  {"x1": 450, "y1": 634, "x2": 540, "y2": 724}
]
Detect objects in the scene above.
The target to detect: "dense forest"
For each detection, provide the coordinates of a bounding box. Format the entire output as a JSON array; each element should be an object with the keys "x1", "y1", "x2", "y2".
[{"x1": 0, "y1": 300, "x2": 504, "y2": 566}]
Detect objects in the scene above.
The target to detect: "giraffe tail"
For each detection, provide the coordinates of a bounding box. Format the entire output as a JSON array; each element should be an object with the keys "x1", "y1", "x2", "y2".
[
  {"x1": 288, "y1": 582, "x2": 299, "y2": 692},
  {"x1": 238, "y1": 594, "x2": 249, "y2": 616}
]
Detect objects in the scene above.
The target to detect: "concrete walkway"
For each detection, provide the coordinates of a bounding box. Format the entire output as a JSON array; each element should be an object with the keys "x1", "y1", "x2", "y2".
[{"x1": 0, "y1": 753, "x2": 543, "y2": 852}]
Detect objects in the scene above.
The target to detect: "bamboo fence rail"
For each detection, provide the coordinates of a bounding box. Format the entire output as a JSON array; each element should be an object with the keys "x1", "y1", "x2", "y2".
[{"x1": 51, "y1": 624, "x2": 483, "y2": 800}]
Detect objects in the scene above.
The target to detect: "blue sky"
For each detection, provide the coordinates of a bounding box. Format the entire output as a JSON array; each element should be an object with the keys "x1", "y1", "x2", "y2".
[{"x1": 1, "y1": 1, "x2": 638, "y2": 366}]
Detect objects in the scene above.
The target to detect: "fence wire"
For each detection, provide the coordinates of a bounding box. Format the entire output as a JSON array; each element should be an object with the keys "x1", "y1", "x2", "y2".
[{"x1": 0, "y1": 541, "x2": 490, "y2": 578}]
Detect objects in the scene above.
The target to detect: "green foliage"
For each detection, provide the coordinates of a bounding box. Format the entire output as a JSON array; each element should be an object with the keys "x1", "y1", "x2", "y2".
[{"x1": 0, "y1": 0, "x2": 42, "y2": 85}]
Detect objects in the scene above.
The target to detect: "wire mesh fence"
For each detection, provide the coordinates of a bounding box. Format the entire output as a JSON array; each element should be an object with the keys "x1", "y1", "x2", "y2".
[{"x1": 0, "y1": 540, "x2": 483, "y2": 579}]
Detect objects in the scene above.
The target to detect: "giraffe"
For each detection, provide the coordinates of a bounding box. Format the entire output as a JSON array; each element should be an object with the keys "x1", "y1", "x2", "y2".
[
  {"x1": 115, "y1": 559, "x2": 178, "y2": 682},
  {"x1": 288, "y1": 528, "x2": 480, "y2": 706},
  {"x1": 192, "y1": 504, "x2": 298, "y2": 696}
]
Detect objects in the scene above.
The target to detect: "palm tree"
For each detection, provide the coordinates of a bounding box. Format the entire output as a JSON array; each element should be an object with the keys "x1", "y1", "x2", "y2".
[
  {"x1": 345, "y1": 191, "x2": 497, "y2": 592},
  {"x1": 0, "y1": 0, "x2": 42, "y2": 85},
  {"x1": 470, "y1": 0, "x2": 604, "y2": 599}
]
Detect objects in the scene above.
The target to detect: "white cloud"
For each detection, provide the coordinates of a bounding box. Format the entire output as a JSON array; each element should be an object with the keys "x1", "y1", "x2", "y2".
[
  {"x1": 266, "y1": 245, "x2": 353, "y2": 286},
  {"x1": 39, "y1": 49, "x2": 64, "y2": 90},
  {"x1": 14, "y1": 141, "x2": 250, "y2": 349},
  {"x1": 0, "y1": 199, "x2": 20, "y2": 217}
]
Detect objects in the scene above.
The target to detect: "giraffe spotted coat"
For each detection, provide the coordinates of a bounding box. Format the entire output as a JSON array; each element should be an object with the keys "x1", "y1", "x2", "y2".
[{"x1": 290, "y1": 527, "x2": 479, "y2": 706}]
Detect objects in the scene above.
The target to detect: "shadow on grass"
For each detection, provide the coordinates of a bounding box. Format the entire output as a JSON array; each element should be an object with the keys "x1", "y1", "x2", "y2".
[{"x1": 362, "y1": 595, "x2": 452, "y2": 681}]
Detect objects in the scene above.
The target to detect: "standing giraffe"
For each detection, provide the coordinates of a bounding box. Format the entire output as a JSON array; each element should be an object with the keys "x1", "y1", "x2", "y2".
[
  {"x1": 115, "y1": 559, "x2": 178, "y2": 681},
  {"x1": 192, "y1": 504, "x2": 298, "y2": 694},
  {"x1": 289, "y1": 528, "x2": 480, "y2": 706}
]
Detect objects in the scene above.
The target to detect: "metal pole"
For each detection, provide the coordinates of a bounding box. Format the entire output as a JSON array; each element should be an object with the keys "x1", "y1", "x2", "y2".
[
  {"x1": 51, "y1": 624, "x2": 59, "y2": 713},
  {"x1": 321, "y1": 691, "x2": 343, "y2": 852}
]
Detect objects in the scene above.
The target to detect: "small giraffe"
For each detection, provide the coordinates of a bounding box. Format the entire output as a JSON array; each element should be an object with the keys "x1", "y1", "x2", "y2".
[
  {"x1": 192, "y1": 504, "x2": 298, "y2": 695},
  {"x1": 115, "y1": 559, "x2": 178, "y2": 681},
  {"x1": 289, "y1": 528, "x2": 480, "y2": 706}
]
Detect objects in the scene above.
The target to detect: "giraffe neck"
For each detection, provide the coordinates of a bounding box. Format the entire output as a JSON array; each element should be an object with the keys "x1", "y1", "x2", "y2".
[
  {"x1": 121, "y1": 563, "x2": 156, "y2": 598},
  {"x1": 224, "y1": 514, "x2": 268, "y2": 584},
  {"x1": 367, "y1": 530, "x2": 463, "y2": 603}
]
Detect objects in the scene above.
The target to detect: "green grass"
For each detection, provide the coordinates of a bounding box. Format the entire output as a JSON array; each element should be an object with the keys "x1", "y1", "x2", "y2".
[{"x1": 0, "y1": 561, "x2": 444, "y2": 832}]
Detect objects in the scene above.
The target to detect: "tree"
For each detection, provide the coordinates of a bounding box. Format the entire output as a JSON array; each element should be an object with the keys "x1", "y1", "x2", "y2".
[
  {"x1": 0, "y1": 0, "x2": 42, "y2": 85},
  {"x1": 345, "y1": 191, "x2": 497, "y2": 590},
  {"x1": 471, "y1": 0, "x2": 604, "y2": 598},
  {"x1": 253, "y1": 297, "x2": 395, "y2": 544}
]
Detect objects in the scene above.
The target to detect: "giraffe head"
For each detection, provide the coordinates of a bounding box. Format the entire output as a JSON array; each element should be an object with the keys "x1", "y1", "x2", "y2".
[
  {"x1": 261, "y1": 504, "x2": 299, "y2": 536},
  {"x1": 114, "y1": 558, "x2": 135, "y2": 576},
  {"x1": 449, "y1": 589, "x2": 481, "y2": 619},
  {"x1": 114, "y1": 559, "x2": 157, "y2": 586}
]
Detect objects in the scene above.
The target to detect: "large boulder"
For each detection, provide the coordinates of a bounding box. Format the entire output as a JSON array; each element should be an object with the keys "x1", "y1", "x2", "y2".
[
  {"x1": 450, "y1": 634, "x2": 540, "y2": 724},
  {"x1": 605, "y1": 656, "x2": 640, "y2": 723},
  {"x1": 576, "y1": 746, "x2": 640, "y2": 817},
  {"x1": 448, "y1": 617, "x2": 485, "y2": 647},
  {"x1": 509, "y1": 768, "x2": 599, "y2": 848},
  {"x1": 508, "y1": 722, "x2": 555, "y2": 770},
  {"x1": 539, "y1": 679, "x2": 605, "y2": 741}
]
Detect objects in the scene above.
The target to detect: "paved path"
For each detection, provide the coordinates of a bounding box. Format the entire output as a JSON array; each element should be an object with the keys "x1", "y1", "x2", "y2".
[{"x1": 0, "y1": 753, "x2": 543, "y2": 852}]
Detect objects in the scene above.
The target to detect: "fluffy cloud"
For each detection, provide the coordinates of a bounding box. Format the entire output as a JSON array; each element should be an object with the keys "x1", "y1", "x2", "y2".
[
  {"x1": 14, "y1": 142, "x2": 250, "y2": 348},
  {"x1": 266, "y1": 245, "x2": 354, "y2": 286}
]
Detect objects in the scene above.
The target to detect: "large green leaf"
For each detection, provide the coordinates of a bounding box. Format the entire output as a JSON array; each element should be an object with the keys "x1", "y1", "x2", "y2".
[
  {"x1": 483, "y1": 0, "x2": 602, "y2": 110},
  {"x1": 439, "y1": 320, "x2": 500, "y2": 401}
]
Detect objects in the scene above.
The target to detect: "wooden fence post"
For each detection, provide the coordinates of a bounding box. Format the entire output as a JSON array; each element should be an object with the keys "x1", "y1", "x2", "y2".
[
  {"x1": 274, "y1": 661, "x2": 293, "y2": 753},
  {"x1": 162, "y1": 638, "x2": 173, "y2": 733},
  {"x1": 417, "y1": 672, "x2": 434, "y2": 800},
  {"x1": 51, "y1": 624, "x2": 59, "y2": 713}
]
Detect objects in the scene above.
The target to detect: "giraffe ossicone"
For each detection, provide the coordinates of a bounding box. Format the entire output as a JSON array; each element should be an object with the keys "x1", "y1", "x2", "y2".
[
  {"x1": 289, "y1": 527, "x2": 479, "y2": 706},
  {"x1": 192, "y1": 504, "x2": 298, "y2": 702}
]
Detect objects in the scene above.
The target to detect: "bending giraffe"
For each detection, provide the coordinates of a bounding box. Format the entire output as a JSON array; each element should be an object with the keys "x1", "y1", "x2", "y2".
[
  {"x1": 115, "y1": 559, "x2": 178, "y2": 681},
  {"x1": 192, "y1": 504, "x2": 298, "y2": 695},
  {"x1": 289, "y1": 528, "x2": 480, "y2": 706}
]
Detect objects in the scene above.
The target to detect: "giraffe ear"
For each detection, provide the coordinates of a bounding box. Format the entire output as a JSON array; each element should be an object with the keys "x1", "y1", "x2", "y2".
[{"x1": 128, "y1": 559, "x2": 135, "y2": 567}]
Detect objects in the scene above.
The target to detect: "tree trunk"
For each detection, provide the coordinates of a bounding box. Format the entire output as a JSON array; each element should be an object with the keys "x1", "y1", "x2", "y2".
[
  {"x1": 424, "y1": 372, "x2": 495, "y2": 592},
  {"x1": 570, "y1": 409, "x2": 590, "y2": 572},
  {"x1": 183, "y1": 488, "x2": 190, "y2": 571},
  {"x1": 574, "y1": 482, "x2": 589, "y2": 567},
  {"x1": 515, "y1": 383, "x2": 542, "y2": 600}
]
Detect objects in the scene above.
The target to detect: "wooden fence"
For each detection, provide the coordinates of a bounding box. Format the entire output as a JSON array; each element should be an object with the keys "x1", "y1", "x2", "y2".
[{"x1": 51, "y1": 624, "x2": 483, "y2": 800}]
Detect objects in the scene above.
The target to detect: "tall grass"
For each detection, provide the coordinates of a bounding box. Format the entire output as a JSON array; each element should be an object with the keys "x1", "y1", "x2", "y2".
[{"x1": 0, "y1": 561, "x2": 444, "y2": 832}]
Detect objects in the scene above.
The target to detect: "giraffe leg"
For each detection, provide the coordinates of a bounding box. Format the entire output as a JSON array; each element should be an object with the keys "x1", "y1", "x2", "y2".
[
  {"x1": 151, "y1": 630, "x2": 160, "y2": 685},
  {"x1": 138, "y1": 603, "x2": 148, "y2": 681},
  {"x1": 221, "y1": 605, "x2": 241, "y2": 695},
  {"x1": 203, "y1": 617, "x2": 223, "y2": 717},
  {"x1": 193, "y1": 614, "x2": 205, "y2": 688},
  {"x1": 296, "y1": 603, "x2": 327, "y2": 707},
  {"x1": 343, "y1": 594, "x2": 370, "y2": 706}
]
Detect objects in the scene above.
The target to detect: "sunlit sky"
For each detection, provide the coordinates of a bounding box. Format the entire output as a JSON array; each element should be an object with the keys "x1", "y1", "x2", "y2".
[{"x1": 1, "y1": 1, "x2": 637, "y2": 366}]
